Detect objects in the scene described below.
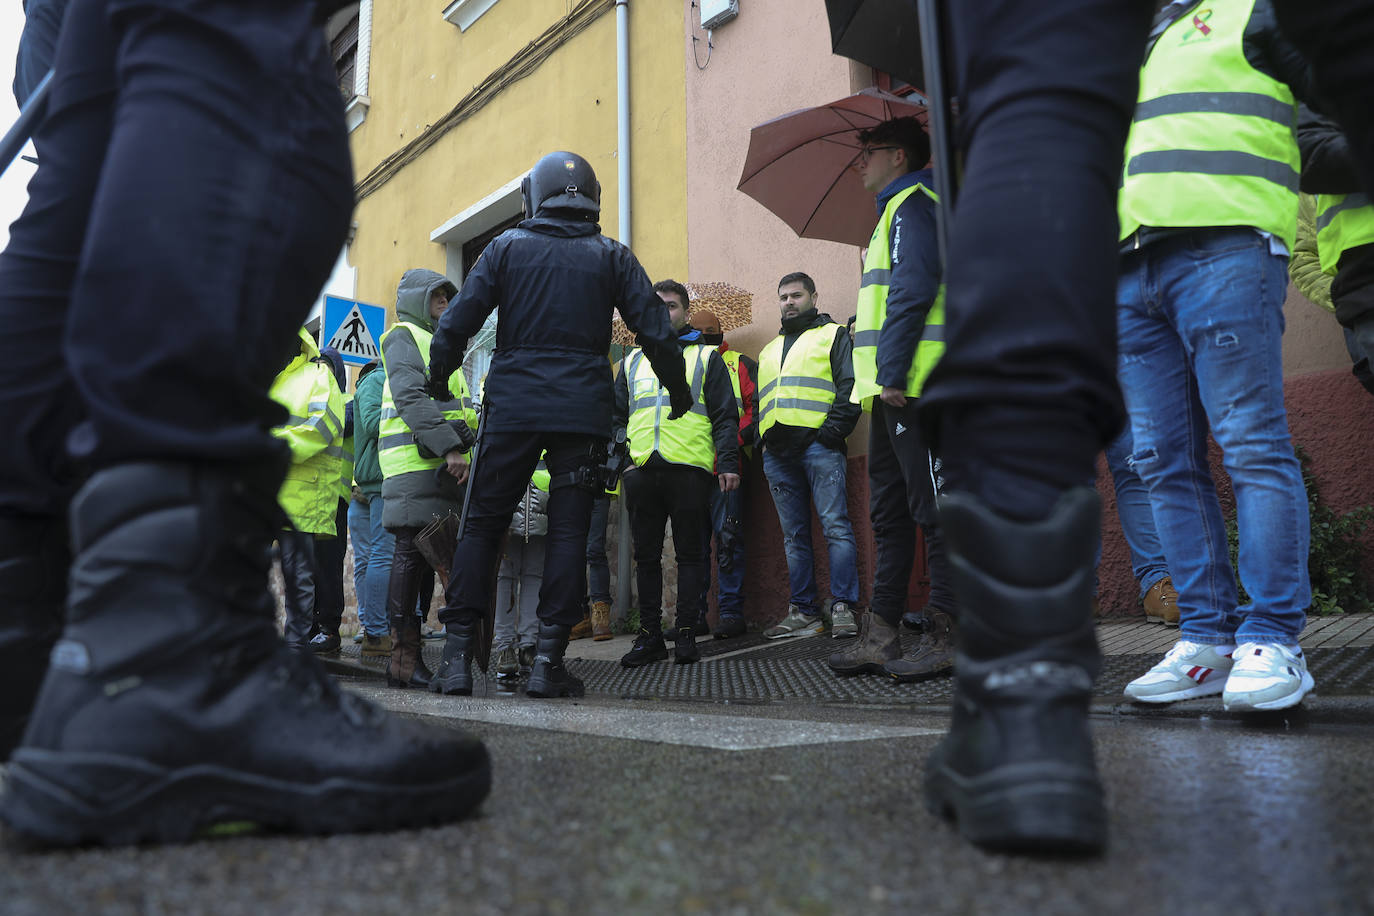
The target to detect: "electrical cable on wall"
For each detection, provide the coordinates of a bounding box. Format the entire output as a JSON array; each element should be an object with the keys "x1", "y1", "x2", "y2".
[{"x1": 689, "y1": 2, "x2": 712, "y2": 70}]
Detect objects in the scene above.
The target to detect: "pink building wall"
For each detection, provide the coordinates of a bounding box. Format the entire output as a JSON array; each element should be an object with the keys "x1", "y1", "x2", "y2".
[{"x1": 681, "y1": 2, "x2": 1374, "y2": 626}]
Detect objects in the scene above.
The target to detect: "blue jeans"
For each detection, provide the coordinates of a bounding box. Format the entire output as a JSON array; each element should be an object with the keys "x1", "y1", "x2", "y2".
[
  {"x1": 586, "y1": 493, "x2": 611, "y2": 604},
  {"x1": 362, "y1": 496, "x2": 395, "y2": 636},
  {"x1": 1103, "y1": 426, "x2": 1169, "y2": 597},
  {"x1": 1117, "y1": 229, "x2": 1310, "y2": 645},
  {"x1": 703, "y1": 480, "x2": 748, "y2": 617},
  {"x1": 348, "y1": 495, "x2": 390, "y2": 636},
  {"x1": 762, "y1": 442, "x2": 859, "y2": 614}
]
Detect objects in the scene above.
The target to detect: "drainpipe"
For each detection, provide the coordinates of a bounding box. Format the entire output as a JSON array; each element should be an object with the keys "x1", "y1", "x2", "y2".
[{"x1": 615, "y1": 0, "x2": 635, "y2": 626}]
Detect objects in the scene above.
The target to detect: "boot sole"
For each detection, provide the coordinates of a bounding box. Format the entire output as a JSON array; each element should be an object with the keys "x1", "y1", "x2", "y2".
[
  {"x1": 525, "y1": 681, "x2": 585, "y2": 698},
  {"x1": 885, "y1": 665, "x2": 955, "y2": 683},
  {"x1": 924, "y1": 760, "x2": 1106, "y2": 854},
  {"x1": 827, "y1": 659, "x2": 892, "y2": 677},
  {"x1": 0, "y1": 746, "x2": 491, "y2": 847}
]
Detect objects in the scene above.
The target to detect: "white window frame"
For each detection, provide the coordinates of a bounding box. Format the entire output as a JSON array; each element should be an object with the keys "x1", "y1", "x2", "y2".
[
  {"x1": 442, "y1": 0, "x2": 503, "y2": 32},
  {"x1": 345, "y1": 0, "x2": 374, "y2": 133},
  {"x1": 430, "y1": 174, "x2": 525, "y2": 283}
]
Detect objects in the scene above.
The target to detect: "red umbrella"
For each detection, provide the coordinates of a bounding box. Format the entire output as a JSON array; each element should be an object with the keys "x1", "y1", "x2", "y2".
[{"x1": 737, "y1": 88, "x2": 928, "y2": 247}]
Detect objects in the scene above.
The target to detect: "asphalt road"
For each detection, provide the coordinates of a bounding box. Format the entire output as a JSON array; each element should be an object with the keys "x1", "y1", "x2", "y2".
[{"x1": 3, "y1": 679, "x2": 1373, "y2": 915}]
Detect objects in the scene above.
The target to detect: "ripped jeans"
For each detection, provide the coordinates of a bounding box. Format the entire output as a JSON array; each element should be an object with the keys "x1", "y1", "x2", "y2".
[
  {"x1": 1117, "y1": 228, "x2": 1310, "y2": 645},
  {"x1": 762, "y1": 441, "x2": 860, "y2": 614}
]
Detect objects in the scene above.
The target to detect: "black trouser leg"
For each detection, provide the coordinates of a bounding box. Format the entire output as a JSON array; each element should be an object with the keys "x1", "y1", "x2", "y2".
[
  {"x1": 665, "y1": 468, "x2": 714, "y2": 631},
  {"x1": 279, "y1": 530, "x2": 316, "y2": 650},
  {"x1": 535, "y1": 436, "x2": 598, "y2": 628},
  {"x1": 868, "y1": 400, "x2": 919, "y2": 628},
  {"x1": 624, "y1": 466, "x2": 670, "y2": 635},
  {"x1": 312, "y1": 499, "x2": 348, "y2": 636}
]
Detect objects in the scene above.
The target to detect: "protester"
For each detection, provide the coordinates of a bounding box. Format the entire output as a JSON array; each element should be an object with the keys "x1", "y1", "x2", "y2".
[
  {"x1": 378, "y1": 269, "x2": 476, "y2": 689},
  {"x1": 828, "y1": 116, "x2": 954, "y2": 681},
  {"x1": 427, "y1": 151, "x2": 690, "y2": 699},
  {"x1": 270, "y1": 328, "x2": 346, "y2": 653},
  {"x1": 756, "y1": 273, "x2": 862, "y2": 640},
  {"x1": 1119, "y1": 0, "x2": 1318, "y2": 712},
  {"x1": 0, "y1": 0, "x2": 490, "y2": 845},
  {"x1": 689, "y1": 308, "x2": 758, "y2": 640},
  {"x1": 617, "y1": 281, "x2": 740, "y2": 667},
  {"x1": 349, "y1": 358, "x2": 394, "y2": 655},
  {"x1": 308, "y1": 344, "x2": 353, "y2": 654},
  {"x1": 494, "y1": 459, "x2": 552, "y2": 679}
]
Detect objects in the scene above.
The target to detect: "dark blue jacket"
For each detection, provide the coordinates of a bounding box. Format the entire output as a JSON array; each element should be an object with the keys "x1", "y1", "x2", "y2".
[
  {"x1": 874, "y1": 168, "x2": 942, "y2": 392},
  {"x1": 429, "y1": 214, "x2": 688, "y2": 437}
]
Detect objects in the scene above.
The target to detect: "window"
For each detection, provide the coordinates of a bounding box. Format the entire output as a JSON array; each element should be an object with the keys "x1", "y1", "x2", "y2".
[
  {"x1": 462, "y1": 213, "x2": 523, "y2": 276},
  {"x1": 328, "y1": 11, "x2": 360, "y2": 99}
]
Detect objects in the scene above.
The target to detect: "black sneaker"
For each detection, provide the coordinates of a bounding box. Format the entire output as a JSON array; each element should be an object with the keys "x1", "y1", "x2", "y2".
[
  {"x1": 673, "y1": 626, "x2": 700, "y2": 664},
  {"x1": 620, "y1": 630, "x2": 668, "y2": 668},
  {"x1": 309, "y1": 631, "x2": 341, "y2": 655},
  {"x1": 711, "y1": 615, "x2": 747, "y2": 639}
]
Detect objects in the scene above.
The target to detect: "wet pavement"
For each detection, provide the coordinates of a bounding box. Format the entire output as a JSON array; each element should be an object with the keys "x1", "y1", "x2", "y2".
[{"x1": 3, "y1": 619, "x2": 1374, "y2": 914}]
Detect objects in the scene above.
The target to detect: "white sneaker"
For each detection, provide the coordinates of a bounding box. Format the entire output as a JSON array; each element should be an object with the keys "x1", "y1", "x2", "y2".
[
  {"x1": 1223, "y1": 642, "x2": 1315, "y2": 712},
  {"x1": 1124, "y1": 639, "x2": 1235, "y2": 704}
]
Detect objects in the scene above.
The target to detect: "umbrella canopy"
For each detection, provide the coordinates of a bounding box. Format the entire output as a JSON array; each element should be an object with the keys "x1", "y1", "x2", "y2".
[
  {"x1": 611, "y1": 282, "x2": 754, "y2": 347},
  {"x1": 825, "y1": 0, "x2": 924, "y2": 88},
  {"x1": 737, "y1": 87, "x2": 928, "y2": 247}
]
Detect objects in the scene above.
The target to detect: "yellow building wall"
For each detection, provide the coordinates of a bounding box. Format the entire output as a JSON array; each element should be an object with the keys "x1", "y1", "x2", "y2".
[{"x1": 348, "y1": 0, "x2": 688, "y2": 316}]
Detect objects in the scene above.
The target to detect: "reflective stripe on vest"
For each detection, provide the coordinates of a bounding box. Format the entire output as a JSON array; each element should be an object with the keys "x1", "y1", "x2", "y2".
[
  {"x1": 378, "y1": 321, "x2": 477, "y2": 479},
  {"x1": 851, "y1": 182, "x2": 946, "y2": 409},
  {"x1": 624, "y1": 345, "x2": 715, "y2": 472},
  {"x1": 757, "y1": 324, "x2": 839, "y2": 438},
  {"x1": 718, "y1": 349, "x2": 745, "y2": 415},
  {"x1": 1118, "y1": 0, "x2": 1299, "y2": 251},
  {"x1": 1315, "y1": 192, "x2": 1374, "y2": 274}
]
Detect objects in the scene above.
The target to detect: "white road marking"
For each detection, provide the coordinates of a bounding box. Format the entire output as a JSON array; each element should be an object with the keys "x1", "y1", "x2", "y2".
[{"x1": 354, "y1": 688, "x2": 943, "y2": 751}]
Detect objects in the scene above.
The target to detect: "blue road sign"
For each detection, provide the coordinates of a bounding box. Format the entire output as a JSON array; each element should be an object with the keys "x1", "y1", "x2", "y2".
[{"x1": 322, "y1": 295, "x2": 386, "y2": 367}]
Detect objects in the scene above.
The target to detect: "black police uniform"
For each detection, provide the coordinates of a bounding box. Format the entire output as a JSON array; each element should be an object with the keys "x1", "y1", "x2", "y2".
[{"x1": 426, "y1": 152, "x2": 691, "y2": 698}]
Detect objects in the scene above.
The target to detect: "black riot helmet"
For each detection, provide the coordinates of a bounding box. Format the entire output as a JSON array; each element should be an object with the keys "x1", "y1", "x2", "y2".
[{"x1": 521, "y1": 151, "x2": 601, "y2": 219}]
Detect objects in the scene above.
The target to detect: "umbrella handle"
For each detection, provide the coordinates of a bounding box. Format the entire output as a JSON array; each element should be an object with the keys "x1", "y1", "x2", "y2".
[{"x1": 916, "y1": 0, "x2": 956, "y2": 266}]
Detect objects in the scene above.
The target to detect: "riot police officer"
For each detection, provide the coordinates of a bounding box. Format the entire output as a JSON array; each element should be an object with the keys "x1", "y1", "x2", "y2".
[{"x1": 426, "y1": 151, "x2": 692, "y2": 698}]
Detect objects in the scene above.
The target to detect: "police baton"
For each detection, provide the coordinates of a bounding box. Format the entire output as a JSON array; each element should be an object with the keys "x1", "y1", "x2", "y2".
[
  {"x1": 455, "y1": 401, "x2": 485, "y2": 543},
  {"x1": 916, "y1": 0, "x2": 957, "y2": 265},
  {"x1": 1, "y1": 69, "x2": 52, "y2": 178}
]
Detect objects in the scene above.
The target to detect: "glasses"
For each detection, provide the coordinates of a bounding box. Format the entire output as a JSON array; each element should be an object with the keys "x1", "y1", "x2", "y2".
[{"x1": 856, "y1": 145, "x2": 899, "y2": 164}]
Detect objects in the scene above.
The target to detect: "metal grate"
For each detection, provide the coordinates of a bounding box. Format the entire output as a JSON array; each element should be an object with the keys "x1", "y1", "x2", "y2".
[{"x1": 333, "y1": 640, "x2": 1374, "y2": 703}]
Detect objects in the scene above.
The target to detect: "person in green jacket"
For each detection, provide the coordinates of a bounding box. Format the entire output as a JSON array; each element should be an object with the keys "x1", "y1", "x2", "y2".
[{"x1": 348, "y1": 358, "x2": 393, "y2": 656}]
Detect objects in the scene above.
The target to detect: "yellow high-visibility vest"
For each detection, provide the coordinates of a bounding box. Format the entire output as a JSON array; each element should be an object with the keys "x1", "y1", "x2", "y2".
[
  {"x1": 624, "y1": 344, "x2": 715, "y2": 473},
  {"x1": 378, "y1": 321, "x2": 476, "y2": 479}
]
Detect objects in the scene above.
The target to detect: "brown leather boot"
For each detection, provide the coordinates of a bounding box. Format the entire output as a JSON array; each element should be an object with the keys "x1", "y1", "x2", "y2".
[
  {"x1": 590, "y1": 600, "x2": 613, "y2": 641},
  {"x1": 1143, "y1": 576, "x2": 1179, "y2": 626},
  {"x1": 827, "y1": 611, "x2": 900, "y2": 676},
  {"x1": 569, "y1": 614, "x2": 593, "y2": 640},
  {"x1": 386, "y1": 616, "x2": 427, "y2": 688},
  {"x1": 884, "y1": 610, "x2": 957, "y2": 682}
]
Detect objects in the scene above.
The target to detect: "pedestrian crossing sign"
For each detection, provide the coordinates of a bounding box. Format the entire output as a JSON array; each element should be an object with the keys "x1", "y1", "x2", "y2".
[{"x1": 321, "y1": 295, "x2": 386, "y2": 366}]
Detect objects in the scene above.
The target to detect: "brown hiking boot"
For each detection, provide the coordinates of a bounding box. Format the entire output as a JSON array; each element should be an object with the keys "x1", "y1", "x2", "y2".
[
  {"x1": 569, "y1": 614, "x2": 593, "y2": 640},
  {"x1": 1143, "y1": 576, "x2": 1179, "y2": 626},
  {"x1": 884, "y1": 610, "x2": 957, "y2": 682},
  {"x1": 590, "y1": 600, "x2": 613, "y2": 641},
  {"x1": 360, "y1": 633, "x2": 393, "y2": 657},
  {"x1": 827, "y1": 612, "x2": 900, "y2": 676}
]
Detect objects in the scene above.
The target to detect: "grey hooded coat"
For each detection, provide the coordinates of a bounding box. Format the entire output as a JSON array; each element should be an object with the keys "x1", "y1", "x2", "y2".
[{"x1": 381, "y1": 268, "x2": 467, "y2": 530}]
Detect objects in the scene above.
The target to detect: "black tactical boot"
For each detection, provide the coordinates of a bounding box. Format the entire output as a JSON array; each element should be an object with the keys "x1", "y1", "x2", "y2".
[
  {"x1": 0, "y1": 462, "x2": 490, "y2": 847},
  {"x1": 673, "y1": 625, "x2": 700, "y2": 664},
  {"x1": 526, "y1": 622, "x2": 584, "y2": 698},
  {"x1": 884, "y1": 610, "x2": 957, "y2": 682},
  {"x1": 827, "y1": 611, "x2": 900, "y2": 676},
  {"x1": 0, "y1": 516, "x2": 68, "y2": 760},
  {"x1": 430, "y1": 620, "x2": 476, "y2": 696},
  {"x1": 620, "y1": 628, "x2": 668, "y2": 668},
  {"x1": 923, "y1": 488, "x2": 1106, "y2": 854}
]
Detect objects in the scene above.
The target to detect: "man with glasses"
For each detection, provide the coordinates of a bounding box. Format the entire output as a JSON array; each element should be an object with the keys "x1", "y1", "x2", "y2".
[{"x1": 830, "y1": 119, "x2": 957, "y2": 681}]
